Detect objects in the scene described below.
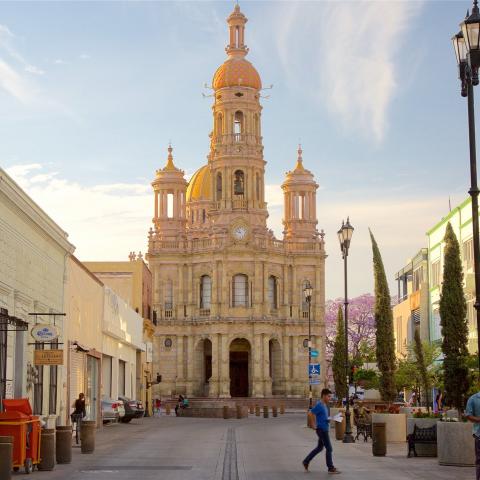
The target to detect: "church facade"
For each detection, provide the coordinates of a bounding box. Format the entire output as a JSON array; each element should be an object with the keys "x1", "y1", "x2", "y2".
[{"x1": 148, "y1": 5, "x2": 326, "y2": 398}]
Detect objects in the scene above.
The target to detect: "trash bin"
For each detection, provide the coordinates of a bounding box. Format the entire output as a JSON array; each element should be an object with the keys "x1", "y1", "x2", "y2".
[
  {"x1": 255, "y1": 405, "x2": 260, "y2": 416},
  {"x1": 0, "y1": 436, "x2": 13, "y2": 480},
  {"x1": 38, "y1": 428, "x2": 55, "y2": 471},
  {"x1": 56, "y1": 426, "x2": 72, "y2": 464},
  {"x1": 0, "y1": 399, "x2": 41, "y2": 473},
  {"x1": 223, "y1": 405, "x2": 229, "y2": 419},
  {"x1": 249, "y1": 405, "x2": 254, "y2": 415},
  {"x1": 335, "y1": 419, "x2": 346, "y2": 440},
  {"x1": 263, "y1": 406, "x2": 269, "y2": 418},
  {"x1": 236, "y1": 405, "x2": 242, "y2": 419},
  {"x1": 372, "y1": 422, "x2": 387, "y2": 456},
  {"x1": 272, "y1": 406, "x2": 278, "y2": 418},
  {"x1": 80, "y1": 420, "x2": 96, "y2": 454}
]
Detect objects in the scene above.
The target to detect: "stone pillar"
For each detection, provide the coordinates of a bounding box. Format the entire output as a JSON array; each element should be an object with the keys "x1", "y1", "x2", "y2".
[
  {"x1": 186, "y1": 335, "x2": 194, "y2": 396},
  {"x1": 219, "y1": 334, "x2": 230, "y2": 398},
  {"x1": 154, "y1": 192, "x2": 158, "y2": 219},
  {"x1": 252, "y1": 334, "x2": 263, "y2": 397},
  {"x1": 283, "y1": 335, "x2": 292, "y2": 396},
  {"x1": 177, "y1": 335, "x2": 185, "y2": 383},
  {"x1": 292, "y1": 336, "x2": 301, "y2": 395},
  {"x1": 262, "y1": 262, "x2": 268, "y2": 315},
  {"x1": 291, "y1": 265, "x2": 297, "y2": 316},
  {"x1": 263, "y1": 334, "x2": 272, "y2": 397},
  {"x1": 209, "y1": 334, "x2": 219, "y2": 397},
  {"x1": 254, "y1": 261, "x2": 262, "y2": 313},
  {"x1": 187, "y1": 264, "x2": 193, "y2": 312}
]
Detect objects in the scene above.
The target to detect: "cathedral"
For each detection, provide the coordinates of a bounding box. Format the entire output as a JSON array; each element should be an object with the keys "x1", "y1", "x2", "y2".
[{"x1": 148, "y1": 5, "x2": 326, "y2": 398}]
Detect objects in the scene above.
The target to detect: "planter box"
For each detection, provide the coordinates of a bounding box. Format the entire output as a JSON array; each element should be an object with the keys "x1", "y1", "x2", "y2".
[
  {"x1": 372, "y1": 413, "x2": 406, "y2": 443},
  {"x1": 407, "y1": 418, "x2": 438, "y2": 457},
  {"x1": 437, "y1": 421, "x2": 475, "y2": 466}
]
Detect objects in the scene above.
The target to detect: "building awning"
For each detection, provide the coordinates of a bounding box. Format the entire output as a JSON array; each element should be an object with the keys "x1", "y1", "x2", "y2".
[{"x1": 0, "y1": 308, "x2": 28, "y2": 332}]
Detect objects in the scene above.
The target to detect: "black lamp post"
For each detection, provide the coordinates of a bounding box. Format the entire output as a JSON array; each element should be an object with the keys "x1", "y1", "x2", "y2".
[
  {"x1": 303, "y1": 281, "x2": 313, "y2": 409},
  {"x1": 337, "y1": 218, "x2": 355, "y2": 444},
  {"x1": 453, "y1": 0, "x2": 480, "y2": 373}
]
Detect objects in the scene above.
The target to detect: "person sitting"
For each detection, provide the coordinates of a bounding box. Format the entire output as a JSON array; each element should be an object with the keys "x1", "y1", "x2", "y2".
[
  {"x1": 175, "y1": 395, "x2": 184, "y2": 416},
  {"x1": 182, "y1": 396, "x2": 189, "y2": 408}
]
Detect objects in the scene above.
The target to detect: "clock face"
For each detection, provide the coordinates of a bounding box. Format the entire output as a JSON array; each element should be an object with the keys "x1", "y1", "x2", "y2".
[{"x1": 233, "y1": 225, "x2": 247, "y2": 240}]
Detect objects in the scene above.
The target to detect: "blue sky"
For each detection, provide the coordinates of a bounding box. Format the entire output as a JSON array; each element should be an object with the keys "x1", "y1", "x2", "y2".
[{"x1": 0, "y1": 1, "x2": 474, "y2": 299}]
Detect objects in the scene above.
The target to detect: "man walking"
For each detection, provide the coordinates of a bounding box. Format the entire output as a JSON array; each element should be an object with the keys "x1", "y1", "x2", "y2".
[
  {"x1": 466, "y1": 390, "x2": 480, "y2": 480},
  {"x1": 302, "y1": 388, "x2": 340, "y2": 474}
]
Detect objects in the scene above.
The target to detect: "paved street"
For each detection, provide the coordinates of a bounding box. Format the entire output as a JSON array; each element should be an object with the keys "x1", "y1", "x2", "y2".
[{"x1": 14, "y1": 414, "x2": 476, "y2": 480}]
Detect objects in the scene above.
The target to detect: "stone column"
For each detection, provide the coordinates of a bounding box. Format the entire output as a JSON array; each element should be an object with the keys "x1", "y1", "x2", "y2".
[
  {"x1": 263, "y1": 334, "x2": 272, "y2": 397},
  {"x1": 209, "y1": 334, "x2": 219, "y2": 397},
  {"x1": 211, "y1": 261, "x2": 218, "y2": 315},
  {"x1": 291, "y1": 336, "x2": 301, "y2": 395},
  {"x1": 252, "y1": 334, "x2": 263, "y2": 396},
  {"x1": 262, "y1": 262, "x2": 268, "y2": 315},
  {"x1": 283, "y1": 335, "x2": 292, "y2": 396},
  {"x1": 154, "y1": 192, "x2": 158, "y2": 219},
  {"x1": 176, "y1": 335, "x2": 185, "y2": 387},
  {"x1": 187, "y1": 264, "x2": 193, "y2": 313},
  {"x1": 186, "y1": 335, "x2": 194, "y2": 396},
  {"x1": 219, "y1": 334, "x2": 230, "y2": 398},
  {"x1": 291, "y1": 265, "x2": 297, "y2": 317}
]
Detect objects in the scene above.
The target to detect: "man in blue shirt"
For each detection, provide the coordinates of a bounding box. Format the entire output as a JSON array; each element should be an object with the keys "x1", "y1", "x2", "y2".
[
  {"x1": 302, "y1": 388, "x2": 340, "y2": 474},
  {"x1": 465, "y1": 391, "x2": 480, "y2": 480}
]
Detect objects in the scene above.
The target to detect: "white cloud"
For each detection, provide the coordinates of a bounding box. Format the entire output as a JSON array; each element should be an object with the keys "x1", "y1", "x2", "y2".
[
  {"x1": 79, "y1": 53, "x2": 90, "y2": 60},
  {"x1": 274, "y1": 1, "x2": 423, "y2": 143},
  {"x1": 0, "y1": 60, "x2": 36, "y2": 103},
  {"x1": 53, "y1": 59, "x2": 67, "y2": 65},
  {"x1": 25, "y1": 64, "x2": 45, "y2": 76}
]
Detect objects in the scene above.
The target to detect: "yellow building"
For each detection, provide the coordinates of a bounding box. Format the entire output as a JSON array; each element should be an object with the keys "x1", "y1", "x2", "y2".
[
  {"x1": 147, "y1": 5, "x2": 326, "y2": 399},
  {"x1": 84, "y1": 257, "x2": 154, "y2": 414}
]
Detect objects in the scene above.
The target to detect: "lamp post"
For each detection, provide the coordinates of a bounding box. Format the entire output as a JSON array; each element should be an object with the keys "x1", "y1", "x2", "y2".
[
  {"x1": 453, "y1": 1, "x2": 480, "y2": 373},
  {"x1": 337, "y1": 218, "x2": 355, "y2": 444},
  {"x1": 303, "y1": 281, "x2": 313, "y2": 409}
]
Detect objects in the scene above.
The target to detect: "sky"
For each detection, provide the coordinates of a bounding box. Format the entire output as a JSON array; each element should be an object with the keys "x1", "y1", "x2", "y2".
[{"x1": 0, "y1": 0, "x2": 474, "y2": 300}]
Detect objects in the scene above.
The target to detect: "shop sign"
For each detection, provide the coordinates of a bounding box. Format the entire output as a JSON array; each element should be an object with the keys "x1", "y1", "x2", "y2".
[
  {"x1": 34, "y1": 349, "x2": 64, "y2": 365},
  {"x1": 31, "y1": 324, "x2": 60, "y2": 342}
]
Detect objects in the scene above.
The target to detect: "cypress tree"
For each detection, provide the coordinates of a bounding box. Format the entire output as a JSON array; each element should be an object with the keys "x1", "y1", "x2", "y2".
[
  {"x1": 414, "y1": 329, "x2": 431, "y2": 412},
  {"x1": 439, "y1": 222, "x2": 469, "y2": 412},
  {"x1": 332, "y1": 306, "x2": 347, "y2": 404},
  {"x1": 370, "y1": 229, "x2": 397, "y2": 402}
]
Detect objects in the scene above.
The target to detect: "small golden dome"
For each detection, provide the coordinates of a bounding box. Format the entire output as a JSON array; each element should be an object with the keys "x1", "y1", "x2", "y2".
[
  {"x1": 212, "y1": 57, "x2": 262, "y2": 91},
  {"x1": 186, "y1": 165, "x2": 212, "y2": 202}
]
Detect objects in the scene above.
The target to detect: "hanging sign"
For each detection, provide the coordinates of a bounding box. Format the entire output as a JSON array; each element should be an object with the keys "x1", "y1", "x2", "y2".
[
  {"x1": 31, "y1": 324, "x2": 60, "y2": 342},
  {"x1": 311, "y1": 349, "x2": 319, "y2": 358},
  {"x1": 34, "y1": 349, "x2": 64, "y2": 365}
]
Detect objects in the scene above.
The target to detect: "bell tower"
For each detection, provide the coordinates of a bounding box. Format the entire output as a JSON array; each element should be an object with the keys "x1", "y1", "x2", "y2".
[
  {"x1": 281, "y1": 146, "x2": 319, "y2": 241},
  {"x1": 151, "y1": 145, "x2": 187, "y2": 240},
  {"x1": 208, "y1": 4, "x2": 268, "y2": 235}
]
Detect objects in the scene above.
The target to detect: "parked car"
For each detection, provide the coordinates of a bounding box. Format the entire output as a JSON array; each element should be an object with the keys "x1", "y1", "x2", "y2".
[
  {"x1": 101, "y1": 398, "x2": 119, "y2": 424},
  {"x1": 118, "y1": 396, "x2": 145, "y2": 423}
]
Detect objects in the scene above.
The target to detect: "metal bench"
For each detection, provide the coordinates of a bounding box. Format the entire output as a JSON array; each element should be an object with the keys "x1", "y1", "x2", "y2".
[
  {"x1": 354, "y1": 410, "x2": 372, "y2": 442},
  {"x1": 407, "y1": 424, "x2": 437, "y2": 457}
]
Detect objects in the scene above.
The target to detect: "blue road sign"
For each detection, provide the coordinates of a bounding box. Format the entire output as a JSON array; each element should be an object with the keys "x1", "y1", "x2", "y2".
[
  {"x1": 308, "y1": 363, "x2": 320, "y2": 376},
  {"x1": 311, "y1": 349, "x2": 319, "y2": 358}
]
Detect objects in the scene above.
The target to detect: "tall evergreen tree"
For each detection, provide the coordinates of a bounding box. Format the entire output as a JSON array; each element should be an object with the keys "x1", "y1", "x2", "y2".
[
  {"x1": 332, "y1": 306, "x2": 347, "y2": 404},
  {"x1": 370, "y1": 229, "x2": 397, "y2": 402},
  {"x1": 414, "y1": 329, "x2": 431, "y2": 412},
  {"x1": 439, "y1": 222, "x2": 469, "y2": 412}
]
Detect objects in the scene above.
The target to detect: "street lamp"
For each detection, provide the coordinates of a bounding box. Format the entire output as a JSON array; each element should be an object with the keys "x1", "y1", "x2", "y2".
[
  {"x1": 303, "y1": 280, "x2": 313, "y2": 408},
  {"x1": 453, "y1": 0, "x2": 480, "y2": 373},
  {"x1": 338, "y1": 218, "x2": 355, "y2": 444}
]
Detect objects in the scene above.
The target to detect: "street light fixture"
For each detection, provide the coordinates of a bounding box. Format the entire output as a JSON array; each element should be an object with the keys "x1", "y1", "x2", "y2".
[
  {"x1": 453, "y1": 0, "x2": 480, "y2": 373},
  {"x1": 303, "y1": 280, "x2": 313, "y2": 409},
  {"x1": 338, "y1": 218, "x2": 355, "y2": 444}
]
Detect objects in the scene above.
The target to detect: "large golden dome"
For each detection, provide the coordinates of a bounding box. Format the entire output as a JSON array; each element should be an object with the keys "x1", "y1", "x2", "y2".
[
  {"x1": 212, "y1": 57, "x2": 261, "y2": 91},
  {"x1": 186, "y1": 165, "x2": 212, "y2": 202}
]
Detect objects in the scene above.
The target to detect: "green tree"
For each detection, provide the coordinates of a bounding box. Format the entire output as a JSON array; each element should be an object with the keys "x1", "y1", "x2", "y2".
[
  {"x1": 332, "y1": 306, "x2": 347, "y2": 404},
  {"x1": 439, "y1": 222, "x2": 469, "y2": 412},
  {"x1": 354, "y1": 368, "x2": 379, "y2": 390},
  {"x1": 414, "y1": 329, "x2": 431, "y2": 412},
  {"x1": 370, "y1": 229, "x2": 397, "y2": 402}
]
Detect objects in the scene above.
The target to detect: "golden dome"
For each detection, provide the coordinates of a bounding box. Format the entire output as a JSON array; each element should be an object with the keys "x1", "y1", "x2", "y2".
[
  {"x1": 212, "y1": 57, "x2": 261, "y2": 91},
  {"x1": 186, "y1": 165, "x2": 212, "y2": 202}
]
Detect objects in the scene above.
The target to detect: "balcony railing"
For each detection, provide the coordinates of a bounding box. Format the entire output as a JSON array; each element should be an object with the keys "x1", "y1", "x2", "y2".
[
  {"x1": 164, "y1": 309, "x2": 173, "y2": 318},
  {"x1": 232, "y1": 198, "x2": 247, "y2": 210},
  {"x1": 199, "y1": 308, "x2": 211, "y2": 317}
]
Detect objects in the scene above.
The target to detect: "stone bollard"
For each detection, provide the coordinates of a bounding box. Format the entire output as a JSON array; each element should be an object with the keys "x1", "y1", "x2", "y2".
[
  {"x1": 249, "y1": 405, "x2": 254, "y2": 415},
  {"x1": 80, "y1": 421, "x2": 96, "y2": 454},
  {"x1": 280, "y1": 404, "x2": 285, "y2": 415},
  {"x1": 236, "y1": 405, "x2": 242, "y2": 419},
  {"x1": 38, "y1": 428, "x2": 55, "y2": 471},
  {"x1": 255, "y1": 405, "x2": 260, "y2": 417},
  {"x1": 335, "y1": 419, "x2": 345, "y2": 440},
  {"x1": 263, "y1": 406, "x2": 269, "y2": 418},
  {"x1": 223, "y1": 405, "x2": 229, "y2": 419},
  {"x1": 56, "y1": 426, "x2": 72, "y2": 464},
  {"x1": 166, "y1": 404, "x2": 171, "y2": 415},
  {"x1": 272, "y1": 406, "x2": 278, "y2": 417},
  {"x1": 0, "y1": 436, "x2": 13, "y2": 480},
  {"x1": 372, "y1": 423, "x2": 387, "y2": 456}
]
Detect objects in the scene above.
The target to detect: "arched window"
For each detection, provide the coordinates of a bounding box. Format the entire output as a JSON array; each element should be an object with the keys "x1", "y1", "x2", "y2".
[
  {"x1": 216, "y1": 173, "x2": 222, "y2": 200},
  {"x1": 268, "y1": 276, "x2": 278, "y2": 310},
  {"x1": 301, "y1": 280, "x2": 311, "y2": 312},
  {"x1": 234, "y1": 111, "x2": 243, "y2": 139},
  {"x1": 232, "y1": 274, "x2": 248, "y2": 307},
  {"x1": 234, "y1": 170, "x2": 245, "y2": 195},
  {"x1": 165, "y1": 279, "x2": 173, "y2": 310},
  {"x1": 200, "y1": 275, "x2": 212, "y2": 309}
]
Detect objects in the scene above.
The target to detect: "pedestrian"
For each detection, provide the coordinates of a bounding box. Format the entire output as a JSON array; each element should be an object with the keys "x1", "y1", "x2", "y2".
[
  {"x1": 155, "y1": 398, "x2": 162, "y2": 416},
  {"x1": 71, "y1": 392, "x2": 86, "y2": 421},
  {"x1": 465, "y1": 390, "x2": 480, "y2": 480},
  {"x1": 434, "y1": 390, "x2": 443, "y2": 414},
  {"x1": 175, "y1": 394, "x2": 184, "y2": 416},
  {"x1": 302, "y1": 388, "x2": 341, "y2": 474}
]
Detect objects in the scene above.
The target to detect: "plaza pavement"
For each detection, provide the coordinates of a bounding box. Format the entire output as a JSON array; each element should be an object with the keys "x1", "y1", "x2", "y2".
[{"x1": 13, "y1": 413, "x2": 475, "y2": 480}]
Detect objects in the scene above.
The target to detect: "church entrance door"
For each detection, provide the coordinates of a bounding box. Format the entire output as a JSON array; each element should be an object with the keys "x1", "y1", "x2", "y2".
[{"x1": 229, "y1": 338, "x2": 251, "y2": 397}]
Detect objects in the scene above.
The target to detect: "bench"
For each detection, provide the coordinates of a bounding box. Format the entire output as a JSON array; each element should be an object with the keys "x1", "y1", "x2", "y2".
[
  {"x1": 353, "y1": 410, "x2": 372, "y2": 442},
  {"x1": 407, "y1": 424, "x2": 437, "y2": 457}
]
